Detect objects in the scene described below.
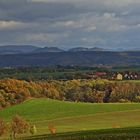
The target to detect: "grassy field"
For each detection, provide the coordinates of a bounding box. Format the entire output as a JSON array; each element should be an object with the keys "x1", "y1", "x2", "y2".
[
  {"x1": 24, "y1": 127, "x2": 140, "y2": 140},
  {"x1": 0, "y1": 98, "x2": 140, "y2": 139}
]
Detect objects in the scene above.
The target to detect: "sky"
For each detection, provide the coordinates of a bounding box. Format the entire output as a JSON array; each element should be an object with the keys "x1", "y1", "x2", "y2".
[{"x1": 0, "y1": 0, "x2": 140, "y2": 50}]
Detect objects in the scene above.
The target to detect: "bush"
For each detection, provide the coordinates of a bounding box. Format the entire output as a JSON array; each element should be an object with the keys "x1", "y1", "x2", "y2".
[
  {"x1": 134, "y1": 96, "x2": 140, "y2": 102},
  {"x1": 30, "y1": 125, "x2": 37, "y2": 135},
  {"x1": 11, "y1": 115, "x2": 29, "y2": 138},
  {"x1": 119, "y1": 99, "x2": 130, "y2": 103},
  {"x1": 48, "y1": 123, "x2": 56, "y2": 134},
  {"x1": 0, "y1": 118, "x2": 7, "y2": 136}
]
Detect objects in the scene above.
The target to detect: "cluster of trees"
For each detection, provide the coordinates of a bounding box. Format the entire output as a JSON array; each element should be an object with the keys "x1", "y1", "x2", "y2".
[
  {"x1": 0, "y1": 79, "x2": 42, "y2": 108},
  {"x1": 110, "y1": 82, "x2": 140, "y2": 102},
  {"x1": 0, "y1": 79, "x2": 140, "y2": 108},
  {"x1": 0, "y1": 79, "x2": 107, "y2": 108},
  {"x1": 0, "y1": 115, "x2": 36, "y2": 139},
  {"x1": 45, "y1": 80, "x2": 140, "y2": 103},
  {"x1": 0, "y1": 115, "x2": 58, "y2": 139},
  {"x1": 0, "y1": 66, "x2": 100, "y2": 80}
]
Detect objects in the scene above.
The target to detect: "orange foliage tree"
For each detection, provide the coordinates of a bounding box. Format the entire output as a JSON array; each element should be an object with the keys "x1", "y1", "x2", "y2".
[{"x1": 11, "y1": 115, "x2": 29, "y2": 138}]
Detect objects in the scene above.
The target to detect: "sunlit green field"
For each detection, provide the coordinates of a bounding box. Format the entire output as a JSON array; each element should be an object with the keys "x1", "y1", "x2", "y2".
[{"x1": 0, "y1": 98, "x2": 140, "y2": 139}]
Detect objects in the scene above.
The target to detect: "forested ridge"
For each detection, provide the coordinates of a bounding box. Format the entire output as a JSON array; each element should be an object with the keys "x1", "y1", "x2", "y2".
[
  {"x1": 0, "y1": 79, "x2": 140, "y2": 109},
  {"x1": 0, "y1": 51, "x2": 140, "y2": 67}
]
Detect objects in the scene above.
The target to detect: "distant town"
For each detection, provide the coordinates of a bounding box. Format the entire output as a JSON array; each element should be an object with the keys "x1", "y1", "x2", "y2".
[{"x1": 0, "y1": 66, "x2": 139, "y2": 81}]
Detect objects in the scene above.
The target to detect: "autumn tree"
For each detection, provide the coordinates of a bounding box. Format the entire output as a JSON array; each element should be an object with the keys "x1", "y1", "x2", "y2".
[
  {"x1": 0, "y1": 118, "x2": 7, "y2": 136},
  {"x1": 48, "y1": 123, "x2": 56, "y2": 134},
  {"x1": 103, "y1": 84, "x2": 113, "y2": 103},
  {"x1": 11, "y1": 115, "x2": 29, "y2": 139}
]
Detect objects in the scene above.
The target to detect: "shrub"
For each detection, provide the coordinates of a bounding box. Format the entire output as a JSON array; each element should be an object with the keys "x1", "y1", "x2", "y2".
[
  {"x1": 0, "y1": 118, "x2": 7, "y2": 136},
  {"x1": 48, "y1": 123, "x2": 56, "y2": 134},
  {"x1": 11, "y1": 115, "x2": 29, "y2": 138},
  {"x1": 30, "y1": 125, "x2": 37, "y2": 135},
  {"x1": 119, "y1": 99, "x2": 130, "y2": 103},
  {"x1": 134, "y1": 96, "x2": 140, "y2": 102}
]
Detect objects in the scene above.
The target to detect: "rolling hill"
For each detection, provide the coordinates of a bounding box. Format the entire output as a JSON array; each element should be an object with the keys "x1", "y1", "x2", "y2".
[
  {"x1": 0, "y1": 46, "x2": 105, "y2": 55},
  {"x1": 1, "y1": 98, "x2": 140, "y2": 138},
  {"x1": 33, "y1": 47, "x2": 64, "y2": 53},
  {"x1": 0, "y1": 51, "x2": 139, "y2": 67},
  {"x1": 68, "y1": 47, "x2": 105, "y2": 52},
  {"x1": 0, "y1": 45, "x2": 38, "y2": 54}
]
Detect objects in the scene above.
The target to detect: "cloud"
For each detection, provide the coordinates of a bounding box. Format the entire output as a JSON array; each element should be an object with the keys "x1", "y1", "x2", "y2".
[
  {"x1": 86, "y1": 26, "x2": 97, "y2": 32},
  {"x1": 0, "y1": 0, "x2": 140, "y2": 49},
  {"x1": 0, "y1": 0, "x2": 81, "y2": 22},
  {"x1": 103, "y1": 13, "x2": 116, "y2": 19},
  {"x1": 0, "y1": 20, "x2": 26, "y2": 30}
]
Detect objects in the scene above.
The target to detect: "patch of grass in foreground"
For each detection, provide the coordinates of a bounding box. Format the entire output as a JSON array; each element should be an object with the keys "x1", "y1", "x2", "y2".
[
  {"x1": 23, "y1": 127, "x2": 140, "y2": 140},
  {"x1": 0, "y1": 99, "x2": 140, "y2": 139}
]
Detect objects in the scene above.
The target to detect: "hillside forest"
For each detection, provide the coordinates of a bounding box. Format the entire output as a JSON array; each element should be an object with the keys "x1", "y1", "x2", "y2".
[{"x1": 0, "y1": 78, "x2": 140, "y2": 109}]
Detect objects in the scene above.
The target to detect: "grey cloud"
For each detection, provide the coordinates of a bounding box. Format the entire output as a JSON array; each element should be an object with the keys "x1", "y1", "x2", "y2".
[
  {"x1": 0, "y1": 0, "x2": 26, "y2": 9},
  {"x1": 0, "y1": 0, "x2": 140, "y2": 21},
  {"x1": 0, "y1": 0, "x2": 140, "y2": 49},
  {"x1": 0, "y1": 0, "x2": 84, "y2": 22}
]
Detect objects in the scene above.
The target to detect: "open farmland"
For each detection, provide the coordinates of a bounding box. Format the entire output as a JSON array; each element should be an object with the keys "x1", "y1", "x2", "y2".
[{"x1": 0, "y1": 98, "x2": 140, "y2": 139}]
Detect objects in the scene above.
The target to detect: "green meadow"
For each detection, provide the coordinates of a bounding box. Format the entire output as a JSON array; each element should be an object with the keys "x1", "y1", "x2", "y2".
[{"x1": 0, "y1": 98, "x2": 140, "y2": 139}]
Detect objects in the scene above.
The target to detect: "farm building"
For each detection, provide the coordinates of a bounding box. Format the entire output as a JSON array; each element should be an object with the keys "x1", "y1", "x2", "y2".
[{"x1": 117, "y1": 73, "x2": 123, "y2": 80}]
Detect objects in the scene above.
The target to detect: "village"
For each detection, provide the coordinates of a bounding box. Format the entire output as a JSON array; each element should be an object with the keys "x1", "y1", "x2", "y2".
[{"x1": 85, "y1": 71, "x2": 140, "y2": 80}]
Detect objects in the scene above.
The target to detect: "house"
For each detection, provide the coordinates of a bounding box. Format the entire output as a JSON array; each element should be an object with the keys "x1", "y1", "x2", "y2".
[
  {"x1": 117, "y1": 73, "x2": 123, "y2": 80},
  {"x1": 95, "y1": 72, "x2": 107, "y2": 77}
]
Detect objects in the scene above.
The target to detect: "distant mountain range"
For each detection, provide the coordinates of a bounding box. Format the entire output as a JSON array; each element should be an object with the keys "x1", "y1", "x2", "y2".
[
  {"x1": 69, "y1": 47, "x2": 105, "y2": 52},
  {"x1": 0, "y1": 45, "x2": 38, "y2": 54},
  {"x1": 0, "y1": 45, "x2": 140, "y2": 55},
  {"x1": 0, "y1": 45, "x2": 139, "y2": 67},
  {"x1": 33, "y1": 47, "x2": 64, "y2": 53},
  {"x1": 0, "y1": 45, "x2": 107, "y2": 54}
]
